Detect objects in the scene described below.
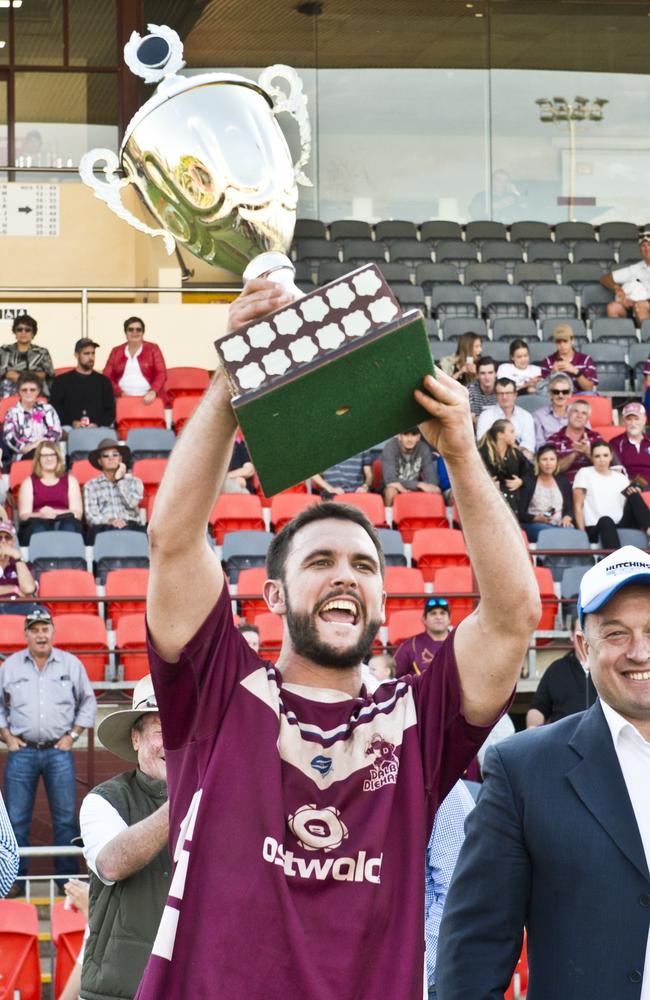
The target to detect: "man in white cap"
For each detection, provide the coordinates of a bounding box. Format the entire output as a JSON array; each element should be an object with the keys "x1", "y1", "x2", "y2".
[
  {"x1": 437, "y1": 545, "x2": 650, "y2": 999},
  {"x1": 78, "y1": 676, "x2": 170, "y2": 1000},
  {"x1": 612, "y1": 402, "x2": 650, "y2": 486}
]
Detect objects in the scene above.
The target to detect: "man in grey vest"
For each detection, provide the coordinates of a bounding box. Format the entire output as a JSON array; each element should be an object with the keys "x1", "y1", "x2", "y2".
[{"x1": 79, "y1": 676, "x2": 170, "y2": 1000}]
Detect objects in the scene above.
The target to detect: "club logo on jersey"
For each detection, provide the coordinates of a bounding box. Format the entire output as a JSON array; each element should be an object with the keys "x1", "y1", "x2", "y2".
[
  {"x1": 363, "y1": 735, "x2": 399, "y2": 791},
  {"x1": 288, "y1": 804, "x2": 348, "y2": 852},
  {"x1": 311, "y1": 754, "x2": 333, "y2": 776}
]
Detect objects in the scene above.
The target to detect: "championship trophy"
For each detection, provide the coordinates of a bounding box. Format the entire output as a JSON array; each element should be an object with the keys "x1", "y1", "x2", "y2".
[{"x1": 79, "y1": 25, "x2": 434, "y2": 496}]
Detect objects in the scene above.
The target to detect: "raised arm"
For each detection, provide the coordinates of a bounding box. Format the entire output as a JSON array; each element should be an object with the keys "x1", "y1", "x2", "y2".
[
  {"x1": 416, "y1": 369, "x2": 540, "y2": 725},
  {"x1": 147, "y1": 278, "x2": 293, "y2": 662}
]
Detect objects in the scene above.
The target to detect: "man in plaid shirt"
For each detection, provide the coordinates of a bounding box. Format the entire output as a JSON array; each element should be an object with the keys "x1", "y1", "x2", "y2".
[{"x1": 83, "y1": 437, "x2": 145, "y2": 540}]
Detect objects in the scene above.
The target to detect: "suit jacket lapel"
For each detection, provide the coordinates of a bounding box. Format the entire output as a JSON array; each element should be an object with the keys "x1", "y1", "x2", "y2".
[{"x1": 567, "y1": 701, "x2": 650, "y2": 883}]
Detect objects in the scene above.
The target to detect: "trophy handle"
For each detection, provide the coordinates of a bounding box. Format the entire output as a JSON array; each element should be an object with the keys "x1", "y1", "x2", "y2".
[
  {"x1": 258, "y1": 65, "x2": 313, "y2": 188},
  {"x1": 78, "y1": 148, "x2": 176, "y2": 254}
]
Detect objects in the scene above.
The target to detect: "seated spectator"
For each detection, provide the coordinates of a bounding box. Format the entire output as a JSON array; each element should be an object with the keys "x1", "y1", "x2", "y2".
[
  {"x1": 2, "y1": 373, "x2": 61, "y2": 462},
  {"x1": 224, "y1": 435, "x2": 256, "y2": 494},
  {"x1": 518, "y1": 444, "x2": 573, "y2": 542},
  {"x1": 439, "y1": 332, "x2": 482, "y2": 386},
  {"x1": 526, "y1": 617, "x2": 596, "y2": 728},
  {"x1": 312, "y1": 450, "x2": 373, "y2": 495},
  {"x1": 611, "y1": 401, "x2": 650, "y2": 486},
  {"x1": 17, "y1": 441, "x2": 83, "y2": 544},
  {"x1": 496, "y1": 339, "x2": 542, "y2": 395},
  {"x1": 50, "y1": 338, "x2": 115, "y2": 431},
  {"x1": 533, "y1": 373, "x2": 572, "y2": 449},
  {"x1": 381, "y1": 428, "x2": 440, "y2": 507},
  {"x1": 540, "y1": 324, "x2": 598, "y2": 393},
  {"x1": 475, "y1": 377, "x2": 535, "y2": 459},
  {"x1": 238, "y1": 624, "x2": 260, "y2": 653},
  {"x1": 467, "y1": 356, "x2": 497, "y2": 426},
  {"x1": 573, "y1": 439, "x2": 650, "y2": 548},
  {"x1": 83, "y1": 437, "x2": 145, "y2": 540},
  {"x1": 394, "y1": 597, "x2": 451, "y2": 678},
  {"x1": 0, "y1": 520, "x2": 38, "y2": 615},
  {"x1": 547, "y1": 399, "x2": 599, "y2": 483},
  {"x1": 367, "y1": 653, "x2": 396, "y2": 682},
  {"x1": 103, "y1": 316, "x2": 168, "y2": 406},
  {"x1": 478, "y1": 419, "x2": 532, "y2": 514},
  {"x1": 601, "y1": 230, "x2": 650, "y2": 324},
  {"x1": 0, "y1": 315, "x2": 54, "y2": 399}
]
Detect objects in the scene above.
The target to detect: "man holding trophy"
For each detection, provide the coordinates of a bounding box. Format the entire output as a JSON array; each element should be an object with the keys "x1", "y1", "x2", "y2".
[{"x1": 80, "y1": 27, "x2": 539, "y2": 997}]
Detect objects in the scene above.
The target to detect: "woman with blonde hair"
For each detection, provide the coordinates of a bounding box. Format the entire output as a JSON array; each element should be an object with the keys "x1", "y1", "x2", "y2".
[
  {"x1": 18, "y1": 440, "x2": 83, "y2": 543},
  {"x1": 439, "y1": 331, "x2": 482, "y2": 385},
  {"x1": 478, "y1": 418, "x2": 532, "y2": 513}
]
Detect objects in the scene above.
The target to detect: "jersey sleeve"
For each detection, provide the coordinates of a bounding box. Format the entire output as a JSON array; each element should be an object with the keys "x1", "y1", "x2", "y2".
[
  {"x1": 412, "y1": 631, "x2": 512, "y2": 828},
  {"x1": 146, "y1": 582, "x2": 262, "y2": 752}
]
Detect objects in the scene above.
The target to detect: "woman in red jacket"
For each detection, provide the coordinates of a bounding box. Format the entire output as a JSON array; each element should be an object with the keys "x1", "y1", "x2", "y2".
[{"x1": 103, "y1": 316, "x2": 168, "y2": 405}]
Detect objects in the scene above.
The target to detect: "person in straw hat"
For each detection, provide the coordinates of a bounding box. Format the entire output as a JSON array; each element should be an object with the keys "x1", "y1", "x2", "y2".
[{"x1": 78, "y1": 676, "x2": 170, "y2": 1000}]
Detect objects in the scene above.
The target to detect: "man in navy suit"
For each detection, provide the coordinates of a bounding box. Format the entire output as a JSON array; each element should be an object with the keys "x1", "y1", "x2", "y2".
[{"x1": 437, "y1": 545, "x2": 650, "y2": 1000}]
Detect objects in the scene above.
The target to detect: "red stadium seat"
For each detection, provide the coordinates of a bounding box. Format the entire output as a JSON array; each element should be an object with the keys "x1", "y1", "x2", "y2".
[
  {"x1": 592, "y1": 424, "x2": 622, "y2": 443},
  {"x1": 132, "y1": 458, "x2": 168, "y2": 509},
  {"x1": 0, "y1": 616, "x2": 29, "y2": 656},
  {"x1": 412, "y1": 528, "x2": 469, "y2": 583},
  {"x1": 384, "y1": 566, "x2": 426, "y2": 618},
  {"x1": 254, "y1": 611, "x2": 283, "y2": 663},
  {"x1": 387, "y1": 609, "x2": 423, "y2": 648},
  {"x1": 9, "y1": 459, "x2": 33, "y2": 502},
  {"x1": 51, "y1": 899, "x2": 86, "y2": 999},
  {"x1": 236, "y1": 567, "x2": 268, "y2": 621},
  {"x1": 171, "y1": 396, "x2": 200, "y2": 433},
  {"x1": 70, "y1": 459, "x2": 98, "y2": 489},
  {"x1": 255, "y1": 476, "x2": 308, "y2": 507},
  {"x1": 116, "y1": 397, "x2": 166, "y2": 439},
  {"x1": 269, "y1": 493, "x2": 320, "y2": 532},
  {"x1": 166, "y1": 366, "x2": 209, "y2": 403},
  {"x1": 372, "y1": 458, "x2": 383, "y2": 492},
  {"x1": 392, "y1": 493, "x2": 448, "y2": 542},
  {"x1": 104, "y1": 568, "x2": 149, "y2": 627},
  {"x1": 209, "y1": 493, "x2": 266, "y2": 544},
  {"x1": 0, "y1": 899, "x2": 41, "y2": 999},
  {"x1": 51, "y1": 614, "x2": 108, "y2": 681},
  {"x1": 53, "y1": 366, "x2": 74, "y2": 376},
  {"x1": 0, "y1": 394, "x2": 18, "y2": 424},
  {"x1": 39, "y1": 569, "x2": 97, "y2": 617},
  {"x1": 433, "y1": 566, "x2": 476, "y2": 625},
  {"x1": 332, "y1": 492, "x2": 388, "y2": 527},
  {"x1": 116, "y1": 614, "x2": 149, "y2": 682},
  {"x1": 535, "y1": 566, "x2": 558, "y2": 639},
  {"x1": 570, "y1": 394, "x2": 612, "y2": 426}
]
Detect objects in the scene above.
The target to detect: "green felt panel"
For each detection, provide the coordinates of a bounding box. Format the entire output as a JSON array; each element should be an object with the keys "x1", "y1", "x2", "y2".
[{"x1": 234, "y1": 313, "x2": 435, "y2": 496}]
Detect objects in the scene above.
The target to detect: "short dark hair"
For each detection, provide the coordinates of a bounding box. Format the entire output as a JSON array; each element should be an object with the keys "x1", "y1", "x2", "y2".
[
  {"x1": 123, "y1": 315, "x2": 145, "y2": 333},
  {"x1": 266, "y1": 501, "x2": 385, "y2": 580},
  {"x1": 590, "y1": 439, "x2": 612, "y2": 456},
  {"x1": 17, "y1": 371, "x2": 42, "y2": 391},
  {"x1": 12, "y1": 314, "x2": 37, "y2": 335},
  {"x1": 509, "y1": 339, "x2": 528, "y2": 357},
  {"x1": 495, "y1": 377, "x2": 516, "y2": 391},
  {"x1": 476, "y1": 355, "x2": 496, "y2": 373}
]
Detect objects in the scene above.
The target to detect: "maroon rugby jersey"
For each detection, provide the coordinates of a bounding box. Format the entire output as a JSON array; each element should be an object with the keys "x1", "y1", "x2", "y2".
[{"x1": 135, "y1": 584, "x2": 499, "y2": 1000}]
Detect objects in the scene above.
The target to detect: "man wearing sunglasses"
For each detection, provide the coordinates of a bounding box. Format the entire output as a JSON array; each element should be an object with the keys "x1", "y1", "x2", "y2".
[
  {"x1": 533, "y1": 373, "x2": 572, "y2": 449},
  {"x1": 394, "y1": 597, "x2": 452, "y2": 678}
]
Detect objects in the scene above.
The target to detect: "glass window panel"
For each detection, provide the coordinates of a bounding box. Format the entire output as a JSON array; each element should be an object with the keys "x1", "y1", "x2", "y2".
[
  {"x1": 14, "y1": 0, "x2": 63, "y2": 66},
  {"x1": 0, "y1": 11, "x2": 8, "y2": 67},
  {"x1": 69, "y1": 0, "x2": 118, "y2": 67},
  {"x1": 15, "y1": 71, "x2": 118, "y2": 172}
]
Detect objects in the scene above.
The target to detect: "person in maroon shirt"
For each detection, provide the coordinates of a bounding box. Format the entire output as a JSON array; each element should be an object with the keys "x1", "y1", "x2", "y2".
[
  {"x1": 611, "y1": 401, "x2": 650, "y2": 486},
  {"x1": 134, "y1": 277, "x2": 540, "y2": 1000},
  {"x1": 540, "y1": 324, "x2": 598, "y2": 393},
  {"x1": 547, "y1": 398, "x2": 600, "y2": 484},
  {"x1": 394, "y1": 596, "x2": 451, "y2": 677}
]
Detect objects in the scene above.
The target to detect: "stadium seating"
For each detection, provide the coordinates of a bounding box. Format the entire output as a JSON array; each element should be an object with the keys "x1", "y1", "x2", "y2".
[
  {"x1": 0, "y1": 393, "x2": 18, "y2": 424},
  {"x1": 171, "y1": 396, "x2": 201, "y2": 433},
  {"x1": 465, "y1": 221, "x2": 507, "y2": 243},
  {"x1": 599, "y1": 221, "x2": 638, "y2": 248},
  {"x1": 377, "y1": 220, "x2": 419, "y2": 242},
  {"x1": 165, "y1": 366, "x2": 209, "y2": 402},
  {"x1": 420, "y1": 221, "x2": 462, "y2": 244},
  {"x1": 384, "y1": 566, "x2": 426, "y2": 618},
  {"x1": 51, "y1": 899, "x2": 86, "y2": 999},
  {"x1": 293, "y1": 219, "x2": 326, "y2": 240},
  {"x1": 591, "y1": 318, "x2": 637, "y2": 347},
  {"x1": 481, "y1": 284, "x2": 528, "y2": 320},
  {"x1": 332, "y1": 491, "x2": 388, "y2": 527},
  {"x1": 342, "y1": 238, "x2": 386, "y2": 264},
  {"x1": 535, "y1": 565, "x2": 559, "y2": 639},
  {"x1": 94, "y1": 530, "x2": 149, "y2": 583},
  {"x1": 116, "y1": 614, "x2": 149, "y2": 682},
  {"x1": 531, "y1": 285, "x2": 577, "y2": 321},
  {"x1": 491, "y1": 318, "x2": 538, "y2": 343},
  {"x1": 70, "y1": 459, "x2": 99, "y2": 489},
  {"x1": 8, "y1": 459, "x2": 33, "y2": 502},
  {"x1": 294, "y1": 238, "x2": 340, "y2": 264},
  {"x1": 132, "y1": 458, "x2": 168, "y2": 509},
  {"x1": 104, "y1": 568, "x2": 149, "y2": 627},
  {"x1": 510, "y1": 221, "x2": 551, "y2": 244},
  {"x1": 270, "y1": 494, "x2": 320, "y2": 532},
  {"x1": 329, "y1": 220, "x2": 372, "y2": 241},
  {"x1": 115, "y1": 397, "x2": 166, "y2": 438},
  {"x1": 0, "y1": 899, "x2": 41, "y2": 1000},
  {"x1": 432, "y1": 566, "x2": 475, "y2": 625},
  {"x1": 209, "y1": 493, "x2": 266, "y2": 543},
  {"x1": 386, "y1": 609, "x2": 422, "y2": 648},
  {"x1": 556, "y1": 221, "x2": 595, "y2": 245},
  {"x1": 0, "y1": 615, "x2": 29, "y2": 657},
  {"x1": 571, "y1": 394, "x2": 613, "y2": 426},
  {"x1": 66, "y1": 427, "x2": 115, "y2": 463},
  {"x1": 253, "y1": 612, "x2": 283, "y2": 662},
  {"x1": 534, "y1": 527, "x2": 592, "y2": 582},
  {"x1": 28, "y1": 532, "x2": 87, "y2": 576},
  {"x1": 126, "y1": 428, "x2": 176, "y2": 460},
  {"x1": 464, "y1": 263, "x2": 509, "y2": 290},
  {"x1": 392, "y1": 493, "x2": 448, "y2": 542},
  {"x1": 236, "y1": 566, "x2": 268, "y2": 621},
  {"x1": 581, "y1": 283, "x2": 612, "y2": 320},
  {"x1": 376, "y1": 528, "x2": 407, "y2": 567},
  {"x1": 411, "y1": 528, "x2": 469, "y2": 582},
  {"x1": 52, "y1": 614, "x2": 109, "y2": 680},
  {"x1": 222, "y1": 530, "x2": 273, "y2": 583},
  {"x1": 39, "y1": 569, "x2": 97, "y2": 617}
]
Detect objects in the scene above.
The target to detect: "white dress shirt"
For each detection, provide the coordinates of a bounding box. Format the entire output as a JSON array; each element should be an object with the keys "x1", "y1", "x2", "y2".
[
  {"x1": 601, "y1": 699, "x2": 650, "y2": 999},
  {"x1": 118, "y1": 346, "x2": 151, "y2": 396}
]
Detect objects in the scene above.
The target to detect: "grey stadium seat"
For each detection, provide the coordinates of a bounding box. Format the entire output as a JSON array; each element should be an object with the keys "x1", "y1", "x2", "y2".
[
  {"x1": 318, "y1": 262, "x2": 352, "y2": 284},
  {"x1": 465, "y1": 221, "x2": 508, "y2": 244},
  {"x1": 378, "y1": 263, "x2": 411, "y2": 284},
  {"x1": 94, "y1": 530, "x2": 150, "y2": 583},
  {"x1": 515, "y1": 394, "x2": 548, "y2": 414},
  {"x1": 481, "y1": 284, "x2": 528, "y2": 320},
  {"x1": 617, "y1": 241, "x2": 641, "y2": 265},
  {"x1": 375, "y1": 220, "x2": 418, "y2": 243},
  {"x1": 329, "y1": 220, "x2": 372, "y2": 242},
  {"x1": 394, "y1": 285, "x2": 427, "y2": 314},
  {"x1": 429, "y1": 284, "x2": 477, "y2": 319},
  {"x1": 629, "y1": 343, "x2": 650, "y2": 390},
  {"x1": 534, "y1": 527, "x2": 593, "y2": 583},
  {"x1": 388, "y1": 240, "x2": 432, "y2": 266},
  {"x1": 513, "y1": 263, "x2": 557, "y2": 292},
  {"x1": 222, "y1": 530, "x2": 273, "y2": 583},
  {"x1": 562, "y1": 263, "x2": 604, "y2": 293},
  {"x1": 526, "y1": 240, "x2": 571, "y2": 267},
  {"x1": 480, "y1": 241, "x2": 525, "y2": 272},
  {"x1": 491, "y1": 318, "x2": 539, "y2": 342},
  {"x1": 540, "y1": 317, "x2": 587, "y2": 343},
  {"x1": 510, "y1": 221, "x2": 552, "y2": 246},
  {"x1": 377, "y1": 528, "x2": 408, "y2": 567},
  {"x1": 126, "y1": 428, "x2": 176, "y2": 460},
  {"x1": 434, "y1": 240, "x2": 478, "y2": 273},
  {"x1": 416, "y1": 263, "x2": 460, "y2": 291},
  {"x1": 341, "y1": 238, "x2": 386, "y2": 264},
  {"x1": 29, "y1": 532, "x2": 87, "y2": 577},
  {"x1": 66, "y1": 427, "x2": 116, "y2": 464},
  {"x1": 531, "y1": 285, "x2": 578, "y2": 321},
  {"x1": 294, "y1": 238, "x2": 340, "y2": 264},
  {"x1": 440, "y1": 318, "x2": 487, "y2": 341},
  {"x1": 487, "y1": 342, "x2": 512, "y2": 363},
  {"x1": 571, "y1": 242, "x2": 615, "y2": 269},
  {"x1": 581, "y1": 284, "x2": 614, "y2": 321},
  {"x1": 598, "y1": 222, "x2": 639, "y2": 250},
  {"x1": 294, "y1": 219, "x2": 326, "y2": 240},
  {"x1": 555, "y1": 222, "x2": 596, "y2": 246},
  {"x1": 464, "y1": 263, "x2": 509, "y2": 290},
  {"x1": 420, "y1": 221, "x2": 463, "y2": 244},
  {"x1": 424, "y1": 318, "x2": 440, "y2": 340},
  {"x1": 591, "y1": 318, "x2": 637, "y2": 346}
]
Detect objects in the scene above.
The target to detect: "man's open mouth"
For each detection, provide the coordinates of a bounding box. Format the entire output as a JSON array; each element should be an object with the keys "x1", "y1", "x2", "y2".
[{"x1": 318, "y1": 598, "x2": 360, "y2": 626}]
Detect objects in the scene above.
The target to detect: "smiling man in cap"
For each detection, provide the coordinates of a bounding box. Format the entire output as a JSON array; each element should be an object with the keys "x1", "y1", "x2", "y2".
[
  {"x1": 79, "y1": 675, "x2": 170, "y2": 1000},
  {"x1": 394, "y1": 597, "x2": 452, "y2": 678},
  {"x1": 437, "y1": 544, "x2": 650, "y2": 999},
  {"x1": 611, "y1": 402, "x2": 650, "y2": 486}
]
